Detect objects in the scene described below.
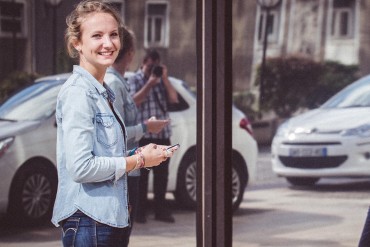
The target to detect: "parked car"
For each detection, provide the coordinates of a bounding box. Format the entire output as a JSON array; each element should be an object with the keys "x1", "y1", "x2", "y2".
[
  {"x1": 272, "y1": 74, "x2": 370, "y2": 186},
  {"x1": 0, "y1": 73, "x2": 258, "y2": 224}
]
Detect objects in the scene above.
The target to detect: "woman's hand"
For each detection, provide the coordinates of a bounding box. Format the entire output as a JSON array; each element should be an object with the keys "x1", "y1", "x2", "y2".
[
  {"x1": 157, "y1": 144, "x2": 179, "y2": 160},
  {"x1": 139, "y1": 143, "x2": 166, "y2": 168},
  {"x1": 139, "y1": 143, "x2": 179, "y2": 168},
  {"x1": 146, "y1": 117, "x2": 169, "y2": 134}
]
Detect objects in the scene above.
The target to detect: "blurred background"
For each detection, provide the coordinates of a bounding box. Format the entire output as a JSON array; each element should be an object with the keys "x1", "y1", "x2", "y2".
[{"x1": 1, "y1": 1, "x2": 370, "y2": 245}]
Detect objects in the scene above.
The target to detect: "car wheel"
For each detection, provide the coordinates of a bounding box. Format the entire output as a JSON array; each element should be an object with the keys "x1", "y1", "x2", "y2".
[
  {"x1": 175, "y1": 152, "x2": 247, "y2": 211},
  {"x1": 231, "y1": 159, "x2": 247, "y2": 211},
  {"x1": 175, "y1": 153, "x2": 197, "y2": 210},
  {"x1": 9, "y1": 163, "x2": 57, "y2": 225},
  {"x1": 286, "y1": 177, "x2": 319, "y2": 186}
]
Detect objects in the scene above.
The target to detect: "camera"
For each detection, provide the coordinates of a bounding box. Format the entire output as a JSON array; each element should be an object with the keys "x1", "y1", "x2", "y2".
[{"x1": 151, "y1": 65, "x2": 163, "y2": 77}]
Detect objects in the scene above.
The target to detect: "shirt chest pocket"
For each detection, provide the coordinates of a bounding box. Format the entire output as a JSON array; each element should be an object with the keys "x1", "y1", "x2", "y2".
[{"x1": 95, "y1": 113, "x2": 118, "y2": 147}]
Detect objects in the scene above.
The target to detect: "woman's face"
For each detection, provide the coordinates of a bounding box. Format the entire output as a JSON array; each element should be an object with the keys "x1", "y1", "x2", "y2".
[{"x1": 74, "y1": 12, "x2": 121, "y2": 75}]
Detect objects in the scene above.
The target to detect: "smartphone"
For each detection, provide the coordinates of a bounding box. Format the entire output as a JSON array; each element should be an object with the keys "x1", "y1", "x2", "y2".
[{"x1": 166, "y1": 143, "x2": 180, "y2": 150}]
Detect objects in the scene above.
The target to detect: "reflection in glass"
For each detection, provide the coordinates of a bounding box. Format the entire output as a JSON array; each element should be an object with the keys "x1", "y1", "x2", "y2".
[
  {"x1": 322, "y1": 78, "x2": 370, "y2": 109},
  {"x1": 0, "y1": 81, "x2": 62, "y2": 121}
]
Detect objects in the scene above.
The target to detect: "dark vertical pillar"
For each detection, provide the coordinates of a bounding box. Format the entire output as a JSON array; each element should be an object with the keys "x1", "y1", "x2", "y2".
[{"x1": 196, "y1": 0, "x2": 233, "y2": 246}]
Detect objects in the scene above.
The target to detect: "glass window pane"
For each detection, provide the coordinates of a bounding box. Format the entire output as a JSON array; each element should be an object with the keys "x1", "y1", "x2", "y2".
[
  {"x1": 340, "y1": 12, "x2": 349, "y2": 36},
  {"x1": 333, "y1": 0, "x2": 351, "y2": 8},
  {"x1": 331, "y1": 12, "x2": 336, "y2": 36},
  {"x1": 1, "y1": 19, "x2": 21, "y2": 32},
  {"x1": 267, "y1": 14, "x2": 274, "y2": 35},
  {"x1": 148, "y1": 4, "x2": 167, "y2": 15},
  {"x1": 0, "y1": 81, "x2": 62, "y2": 121},
  {"x1": 155, "y1": 18, "x2": 162, "y2": 42},
  {"x1": 147, "y1": 18, "x2": 152, "y2": 42},
  {"x1": 0, "y1": 2, "x2": 23, "y2": 17}
]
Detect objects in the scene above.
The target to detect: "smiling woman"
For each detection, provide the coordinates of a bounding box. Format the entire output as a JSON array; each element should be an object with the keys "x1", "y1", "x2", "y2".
[{"x1": 51, "y1": 1, "x2": 173, "y2": 246}]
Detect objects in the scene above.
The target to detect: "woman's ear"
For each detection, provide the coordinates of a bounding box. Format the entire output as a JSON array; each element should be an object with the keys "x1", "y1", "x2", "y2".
[
  {"x1": 74, "y1": 45, "x2": 81, "y2": 53},
  {"x1": 72, "y1": 39, "x2": 81, "y2": 53}
]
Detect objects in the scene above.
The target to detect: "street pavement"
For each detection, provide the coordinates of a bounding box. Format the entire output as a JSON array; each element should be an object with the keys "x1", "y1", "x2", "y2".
[{"x1": 129, "y1": 183, "x2": 369, "y2": 247}]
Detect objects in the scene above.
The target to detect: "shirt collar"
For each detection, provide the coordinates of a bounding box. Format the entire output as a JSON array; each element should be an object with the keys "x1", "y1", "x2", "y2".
[
  {"x1": 73, "y1": 65, "x2": 113, "y2": 100},
  {"x1": 104, "y1": 83, "x2": 116, "y2": 103}
]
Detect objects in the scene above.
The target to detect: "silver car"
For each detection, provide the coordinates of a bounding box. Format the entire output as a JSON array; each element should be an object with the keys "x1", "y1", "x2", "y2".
[{"x1": 0, "y1": 73, "x2": 258, "y2": 224}]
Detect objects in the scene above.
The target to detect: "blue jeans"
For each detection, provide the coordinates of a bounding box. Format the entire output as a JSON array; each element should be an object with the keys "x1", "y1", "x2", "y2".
[
  {"x1": 359, "y1": 207, "x2": 370, "y2": 247},
  {"x1": 61, "y1": 211, "x2": 129, "y2": 247}
]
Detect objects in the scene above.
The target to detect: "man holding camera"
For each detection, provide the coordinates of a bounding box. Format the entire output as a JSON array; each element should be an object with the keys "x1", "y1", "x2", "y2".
[{"x1": 129, "y1": 49, "x2": 178, "y2": 223}]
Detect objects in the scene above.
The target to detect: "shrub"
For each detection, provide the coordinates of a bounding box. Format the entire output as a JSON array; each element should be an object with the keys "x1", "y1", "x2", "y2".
[
  {"x1": 255, "y1": 56, "x2": 359, "y2": 118},
  {"x1": 233, "y1": 91, "x2": 258, "y2": 121},
  {"x1": 305, "y1": 61, "x2": 359, "y2": 108}
]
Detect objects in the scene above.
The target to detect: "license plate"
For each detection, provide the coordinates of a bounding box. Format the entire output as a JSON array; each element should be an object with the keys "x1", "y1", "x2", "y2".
[{"x1": 289, "y1": 147, "x2": 327, "y2": 157}]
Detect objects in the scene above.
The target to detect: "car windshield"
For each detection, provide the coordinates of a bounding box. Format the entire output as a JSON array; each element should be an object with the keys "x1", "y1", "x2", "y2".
[
  {"x1": 0, "y1": 80, "x2": 62, "y2": 121},
  {"x1": 321, "y1": 76, "x2": 370, "y2": 109}
]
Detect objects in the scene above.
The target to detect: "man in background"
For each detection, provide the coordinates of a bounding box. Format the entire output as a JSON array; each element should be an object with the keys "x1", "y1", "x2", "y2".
[{"x1": 129, "y1": 49, "x2": 178, "y2": 223}]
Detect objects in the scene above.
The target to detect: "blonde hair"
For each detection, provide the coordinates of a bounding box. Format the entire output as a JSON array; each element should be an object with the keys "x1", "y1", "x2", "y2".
[{"x1": 65, "y1": 0, "x2": 124, "y2": 58}]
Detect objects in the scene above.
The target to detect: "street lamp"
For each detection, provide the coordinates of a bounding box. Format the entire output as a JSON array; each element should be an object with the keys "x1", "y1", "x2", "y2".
[
  {"x1": 256, "y1": 0, "x2": 281, "y2": 111},
  {"x1": 45, "y1": 0, "x2": 63, "y2": 74}
]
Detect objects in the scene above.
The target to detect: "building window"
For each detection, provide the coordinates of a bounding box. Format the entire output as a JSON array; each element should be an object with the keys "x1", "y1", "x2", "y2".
[
  {"x1": 0, "y1": 0, "x2": 26, "y2": 37},
  {"x1": 331, "y1": 0, "x2": 355, "y2": 39},
  {"x1": 145, "y1": 2, "x2": 169, "y2": 48},
  {"x1": 257, "y1": 9, "x2": 279, "y2": 43}
]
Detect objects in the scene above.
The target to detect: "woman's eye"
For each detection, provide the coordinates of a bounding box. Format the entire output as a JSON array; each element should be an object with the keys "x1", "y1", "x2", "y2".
[
  {"x1": 111, "y1": 32, "x2": 119, "y2": 37},
  {"x1": 92, "y1": 34, "x2": 101, "y2": 38}
]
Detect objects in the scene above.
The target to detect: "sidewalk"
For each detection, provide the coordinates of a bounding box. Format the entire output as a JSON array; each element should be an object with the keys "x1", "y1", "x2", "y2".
[
  {"x1": 129, "y1": 185, "x2": 367, "y2": 247},
  {"x1": 130, "y1": 209, "x2": 196, "y2": 247},
  {"x1": 129, "y1": 193, "x2": 196, "y2": 246}
]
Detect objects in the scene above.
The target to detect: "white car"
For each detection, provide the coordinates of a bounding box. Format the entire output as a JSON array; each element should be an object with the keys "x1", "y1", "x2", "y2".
[
  {"x1": 0, "y1": 73, "x2": 258, "y2": 224},
  {"x1": 272, "y1": 74, "x2": 370, "y2": 186}
]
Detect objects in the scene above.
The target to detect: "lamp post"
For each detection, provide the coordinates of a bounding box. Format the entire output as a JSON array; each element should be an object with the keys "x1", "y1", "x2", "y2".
[
  {"x1": 45, "y1": 0, "x2": 63, "y2": 74},
  {"x1": 256, "y1": 0, "x2": 281, "y2": 111}
]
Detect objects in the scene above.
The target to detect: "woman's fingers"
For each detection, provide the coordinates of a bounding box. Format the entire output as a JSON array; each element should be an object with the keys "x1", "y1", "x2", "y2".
[{"x1": 139, "y1": 143, "x2": 178, "y2": 168}]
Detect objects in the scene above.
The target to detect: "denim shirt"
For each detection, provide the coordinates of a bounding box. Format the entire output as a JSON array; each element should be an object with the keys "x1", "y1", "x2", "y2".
[{"x1": 51, "y1": 65, "x2": 129, "y2": 228}]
